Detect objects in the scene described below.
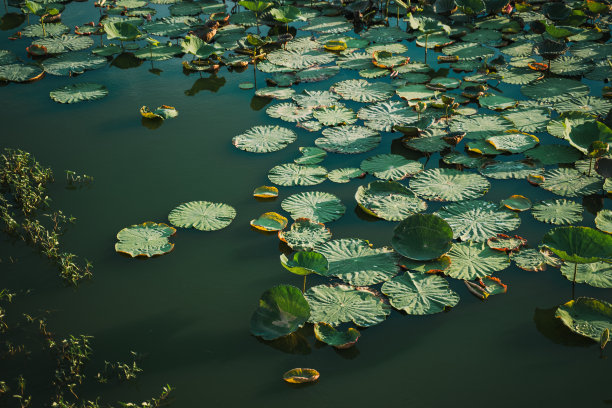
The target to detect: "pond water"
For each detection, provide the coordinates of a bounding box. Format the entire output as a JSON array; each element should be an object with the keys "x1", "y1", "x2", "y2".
[{"x1": 2, "y1": 1, "x2": 612, "y2": 407}]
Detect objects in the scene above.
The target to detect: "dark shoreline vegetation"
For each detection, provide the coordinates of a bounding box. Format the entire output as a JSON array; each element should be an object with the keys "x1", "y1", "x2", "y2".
[{"x1": 1, "y1": 0, "x2": 612, "y2": 404}]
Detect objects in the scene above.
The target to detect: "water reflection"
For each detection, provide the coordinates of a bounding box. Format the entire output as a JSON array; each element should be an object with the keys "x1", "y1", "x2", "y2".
[
  {"x1": 141, "y1": 117, "x2": 163, "y2": 130},
  {"x1": 0, "y1": 13, "x2": 25, "y2": 30},
  {"x1": 583, "y1": 194, "x2": 604, "y2": 216},
  {"x1": 256, "y1": 326, "x2": 312, "y2": 355},
  {"x1": 354, "y1": 205, "x2": 381, "y2": 222},
  {"x1": 533, "y1": 307, "x2": 592, "y2": 347},
  {"x1": 334, "y1": 345, "x2": 360, "y2": 360},
  {"x1": 184, "y1": 75, "x2": 226, "y2": 96},
  {"x1": 250, "y1": 95, "x2": 272, "y2": 111},
  {"x1": 111, "y1": 53, "x2": 143, "y2": 69},
  {"x1": 390, "y1": 137, "x2": 426, "y2": 161}
]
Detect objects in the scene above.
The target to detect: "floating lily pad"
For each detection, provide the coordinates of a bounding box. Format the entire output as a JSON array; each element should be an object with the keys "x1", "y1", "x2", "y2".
[
  {"x1": 355, "y1": 181, "x2": 426, "y2": 221},
  {"x1": 356, "y1": 101, "x2": 418, "y2": 132},
  {"x1": 486, "y1": 133, "x2": 539, "y2": 154},
  {"x1": 280, "y1": 251, "x2": 328, "y2": 276},
  {"x1": 255, "y1": 87, "x2": 296, "y2": 99},
  {"x1": 410, "y1": 168, "x2": 490, "y2": 201},
  {"x1": 450, "y1": 114, "x2": 514, "y2": 140},
  {"x1": 168, "y1": 201, "x2": 236, "y2": 231},
  {"x1": 283, "y1": 368, "x2": 320, "y2": 384},
  {"x1": 560, "y1": 262, "x2": 612, "y2": 289},
  {"x1": 555, "y1": 297, "x2": 612, "y2": 341},
  {"x1": 328, "y1": 168, "x2": 364, "y2": 183},
  {"x1": 540, "y1": 168, "x2": 603, "y2": 197},
  {"x1": 115, "y1": 221, "x2": 176, "y2": 258},
  {"x1": 532, "y1": 199, "x2": 583, "y2": 225},
  {"x1": 360, "y1": 154, "x2": 423, "y2": 181},
  {"x1": 523, "y1": 145, "x2": 582, "y2": 166},
  {"x1": 232, "y1": 125, "x2": 297, "y2": 153},
  {"x1": 315, "y1": 125, "x2": 380, "y2": 154},
  {"x1": 521, "y1": 78, "x2": 590, "y2": 102},
  {"x1": 49, "y1": 83, "x2": 108, "y2": 104},
  {"x1": 595, "y1": 210, "x2": 612, "y2": 234},
  {"x1": 293, "y1": 90, "x2": 341, "y2": 108},
  {"x1": 487, "y1": 234, "x2": 527, "y2": 252},
  {"x1": 382, "y1": 272, "x2": 459, "y2": 315},
  {"x1": 479, "y1": 161, "x2": 543, "y2": 180},
  {"x1": 32, "y1": 34, "x2": 93, "y2": 54},
  {"x1": 313, "y1": 105, "x2": 357, "y2": 126},
  {"x1": 250, "y1": 285, "x2": 310, "y2": 340},
  {"x1": 140, "y1": 105, "x2": 178, "y2": 120},
  {"x1": 42, "y1": 51, "x2": 106, "y2": 76},
  {"x1": 268, "y1": 164, "x2": 327, "y2": 186},
  {"x1": 501, "y1": 195, "x2": 532, "y2": 212},
  {"x1": 331, "y1": 79, "x2": 394, "y2": 103},
  {"x1": 541, "y1": 226, "x2": 612, "y2": 264},
  {"x1": 314, "y1": 323, "x2": 360, "y2": 349},
  {"x1": 294, "y1": 147, "x2": 326, "y2": 165},
  {"x1": 253, "y1": 185, "x2": 278, "y2": 198},
  {"x1": 282, "y1": 192, "x2": 345, "y2": 223},
  {"x1": 400, "y1": 256, "x2": 451, "y2": 274},
  {"x1": 278, "y1": 218, "x2": 332, "y2": 251},
  {"x1": 392, "y1": 214, "x2": 453, "y2": 261},
  {"x1": 267, "y1": 48, "x2": 334, "y2": 69},
  {"x1": 250, "y1": 212, "x2": 288, "y2": 232},
  {"x1": 511, "y1": 248, "x2": 560, "y2": 272},
  {"x1": 396, "y1": 84, "x2": 437, "y2": 101},
  {"x1": 306, "y1": 16, "x2": 352, "y2": 33},
  {"x1": 445, "y1": 241, "x2": 510, "y2": 280}
]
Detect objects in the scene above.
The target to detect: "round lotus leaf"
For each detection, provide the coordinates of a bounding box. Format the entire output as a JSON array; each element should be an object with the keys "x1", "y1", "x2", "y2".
[
  {"x1": 443, "y1": 152, "x2": 487, "y2": 169},
  {"x1": 21, "y1": 22, "x2": 69, "y2": 38},
  {"x1": 595, "y1": 209, "x2": 612, "y2": 234},
  {"x1": 567, "y1": 121, "x2": 612, "y2": 155},
  {"x1": 232, "y1": 125, "x2": 297, "y2": 153},
  {"x1": 501, "y1": 195, "x2": 532, "y2": 212},
  {"x1": 42, "y1": 51, "x2": 106, "y2": 76},
  {"x1": 280, "y1": 251, "x2": 329, "y2": 276},
  {"x1": 540, "y1": 168, "x2": 603, "y2": 197},
  {"x1": 392, "y1": 214, "x2": 453, "y2": 261},
  {"x1": 410, "y1": 168, "x2": 490, "y2": 201},
  {"x1": 168, "y1": 201, "x2": 236, "y2": 231},
  {"x1": 555, "y1": 96, "x2": 612, "y2": 117},
  {"x1": 466, "y1": 140, "x2": 501, "y2": 156},
  {"x1": 570, "y1": 42, "x2": 612, "y2": 61},
  {"x1": 253, "y1": 186, "x2": 279, "y2": 199},
  {"x1": 486, "y1": 133, "x2": 539, "y2": 154},
  {"x1": 479, "y1": 160, "x2": 543, "y2": 180},
  {"x1": 115, "y1": 221, "x2": 176, "y2": 258},
  {"x1": 442, "y1": 42, "x2": 495, "y2": 60},
  {"x1": 396, "y1": 84, "x2": 436, "y2": 101},
  {"x1": 479, "y1": 94, "x2": 518, "y2": 111},
  {"x1": 524, "y1": 145, "x2": 582, "y2": 166},
  {"x1": 360, "y1": 154, "x2": 423, "y2": 181},
  {"x1": 487, "y1": 234, "x2": 527, "y2": 252},
  {"x1": 416, "y1": 33, "x2": 453, "y2": 48},
  {"x1": 331, "y1": 79, "x2": 395, "y2": 103},
  {"x1": 306, "y1": 16, "x2": 352, "y2": 33},
  {"x1": 381, "y1": 272, "x2": 459, "y2": 315},
  {"x1": 283, "y1": 368, "x2": 320, "y2": 384},
  {"x1": 278, "y1": 218, "x2": 332, "y2": 251},
  {"x1": 337, "y1": 52, "x2": 374, "y2": 70},
  {"x1": 549, "y1": 56, "x2": 593, "y2": 77},
  {"x1": 586, "y1": 60, "x2": 612, "y2": 82},
  {"x1": 511, "y1": 248, "x2": 561, "y2": 272},
  {"x1": 255, "y1": 87, "x2": 296, "y2": 100},
  {"x1": 294, "y1": 147, "x2": 326, "y2": 165},
  {"x1": 266, "y1": 103, "x2": 312, "y2": 123},
  {"x1": 500, "y1": 40, "x2": 535, "y2": 58},
  {"x1": 250, "y1": 285, "x2": 310, "y2": 341},
  {"x1": 296, "y1": 65, "x2": 339, "y2": 82},
  {"x1": 32, "y1": 34, "x2": 93, "y2": 54},
  {"x1": 293, "y1": 90, "x2": 341, "y2": 109},
  {"x1": 560, "y1": 262, "x2": 612, "y2": 289},
  {"x1": 315, "y1": 125, "x2": 380, "y2": 154},
  {"x1": 305, "y1": 284, "x2": 391, "y2": 327},
  {"x1": 314, "y1": 323, "x2": 360, "y2": 349},
  {"x1": 134, "y1": 44, "x2": 182, "y2": 61},
  {"x1": 450, "y1": 114, "x2": 514, "y2": 140},
  {"x1": 436, "y1": 200, "x2": 520, "y2": 242},
  {"x1": 0, "y1": 63, "x2": 44, "y2": 83},
  {"x1": 497, "y1": 66, "x2": 541, "y2": 85},
  {"x1": 328, "y1": 168, "x2": 364, "y2": 183},
  {"x1": 541, "y1": 226, "x2": 612, "y2": 264},
  {"x1": 268, "y1": 164, "x2": 327, "y2": 187},
  {"x1": 555, "y1": 297, "x2": 612, "y2": 342},
  {"x1": 521, "y1": 78, "x2": 590, "y2": 102},
  {"x1": 357, "y1": 101, "x2": 418, "y2": 132},
  {"x1": 49, "y1": 83, "x2": 108, "y2": 104},
  {"x1": 103, "y1": 21, "x2": 142, "y2": 41},
  {"x1": 403, "y1": 130, "x2": 448, "y2": 153},
  {"x1": 313, "y1": 105, "x2": 357, "y2": 126},
  {"x1": 250, "y1": 212, "x2": 288, "y2": 232},
  {"x1": 400, "y1": 256, "x2": 451, "y2": 274},
  {"x1": 547, "y1": 112, "x2": 594, "y2": 140},
  {"x1": 445, "y1": 241, "x2": 510, "y2": 280},
  {"x1": 267, "y1": 48, "x2": 334, "y2": 69},
  {"x1": 532, "y1": 199, "x2": 583, "y2": 225},
  {"x1": 315, "y1": 238, "x2": 399, "y2": 286},
  {"x1": 281, "y1": 191, "x2": 345, "y2": 223},
  {"x1": 355, "y1": 181, "x2": 426, "y2": 221}
]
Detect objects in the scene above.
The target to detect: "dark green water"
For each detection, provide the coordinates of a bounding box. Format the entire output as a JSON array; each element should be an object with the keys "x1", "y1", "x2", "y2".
[{"x1": 2, "y1": 2, "x2": 612, "y2": 407}]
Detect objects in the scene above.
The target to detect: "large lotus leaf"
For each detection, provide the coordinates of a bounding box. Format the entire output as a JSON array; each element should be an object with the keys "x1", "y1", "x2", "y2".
[
  {"x1": 540, "y1": 168, "x2": 603, "y2": 197},
  {"x1": 479, "y1": 160, "x2": 543, "y2": 180},
  {"x1": 297, "y1": 66, "x2": 339, "y2": 83},
  {"x1": 595, "y1": 210, "x2": 612, "y2": 234},
  {"x1": 268, "y1": 164, "x2": 327, "y2": 186},
  {"x1": 250, "y1": 285, "x2": 310, "y2": 340},
  {"x1": 255, "y1": 87, "x2": 296, "y2": 100},
  {"x1": 396, "y1": 84, "x2": 436, "y2": 101},
  {"x1": 267, "y1": 48, "x2": 334, "y2": 69},
  {"x1": 266, "y1": 103, "x2": 312, "y2": 123},
  {"x1": 21, "y1": 22, "x2": 69, "y2": 38},
  {"x1": 232, "y1": 125, "x2": 296, "y2": 153},
  {"x1": 280, "y1": 251, "x2": 328, "y2": 276},
  {"x1": 560, "y1": 262, "x2": 612, "y2": 289},
  {"x1": 585, "y1": 60, "x2": 612, "y2": 82},
  {"x1": 511, "y1": 248, "x2": 561, "y2": 272},
  {"x1": 278, "y1": 218, "x2": 332, "y2": 251},
  {"x1": 315, "y1": 125, "x2": 380, "y2": 154},
  {"x1": 445, "y1": 241, "x2": 510, "y2": 280},
  {"x1": 400, "y1": 256, "x2": 451, "y2": 274},
  {"x1": 524, "y1": 145, "x2": 582, "y2": 166},
  {"x1": 282, "y1": 192, "x2": 345, "y2": 223},
  {"x1": 315, "y1": 239, "x2": 399, "y2": 286},
  {"x1": 567, "y1": 121, "x2": 612, "y2": 155},
  {"x1": 168, "y1": 201, "x2": 236, "y2": 231},
  {"x1": 355, "y1": 181, "x2": 426, "y2": 221},
  {"x1": 49, "y1": 83, "x2": 108, "y2": 104},
  {"x1": 104, "y1": 21, "x2": 142, "y2": 41},
  {"x1": 269, "y1": 5, "x2": 301, "y2": 23},
  {"x1": 328, "y1": 168, "x2": 364, "y2": 183},
  {"x1": 357, "y1": 101, "x2": 418, "y2": 132},
  {"x1": 32, "y1": 35, "x2": 93, "y2": 54},
  {"x1": 293, "y1": 90, "x2": 340, "y2": 109},
  {"x1": 502, "y1": 108, "x2": 549, "y2": 133},
  {"x1": 570, "y1": 42, "x2": 612, "y2": 61},
  {"x1": 486, "y1": 133, "x2": 539, "y2": 153},
  {"x1": 314, "y1": 323, "x2": 360, "y2": 349},
  {"x1": 42, "y1": 52, "x2": 106, "y2": 76},
  {"x1": 143, "y1": 16, "x2": 198, "y2": 36},
  {"x1": 555, "y1": 297, "x2": 612, "y2": 341},
  {"x1": 115, "y1": 221, "x2": 176, "y2": 257},
  {"x1": 521, "y1": 78, "x2": 590, "y2": 102},
  {"x1": 547, "y1": 112, "x2": 594, "y2": 140},
  {"x1": 0, "y1": 50, "x2": 17, "y2": 66},
  {"x1": 331, "y1": 79, "x2": 394, "y2": 103},
  {"x1": 306, "y1": 16, "x2": 352, "y2": 33},
  {"x1": 500, "y1": 41, "x2": 535, "y2": 58},
  {"x1": 134, "y1": 44, "x2": 182, "y2": 61},
  {"x1": 360, "y1": 26, "x2": 413, "y2": 42},
  {"x1": 392, "y1": 214, "x2": 453, "y2": 261},
  {"x1": 497, "y1": 66, "x2": 540, "y2": 85},
  {"x1": 410, "y1": 168, "x2": 490, "y2": 201},
  {"x1": 403, "y1": 129, "x2": 448, "y2": 153},
  {"x1": 0, "y1": 63, "x2": 44, "y2": 82},
  {"x1": 443, "y1": 152, "x2": 487, "y2": 169},
  {"x1": 541, "y1": 226, "x2": 612, "y2": 264},
  {"x1": 450, "y1": 114, "x2": 514, "y2": 140},
  {"x1": 555, "y1": 96, "x2": 612, "y2": 117},
  {"x1": 532, "y1": 199, "x2": 583, "y2": 225},
  {"x1": 313, "y1": 106, "x2": 357, "y2": 126},
  {"x1": 337, "y1": 52, "x2": 375, "y2": 70},
  {"x1": 305, "y1": 284, "x2": 391, "y2": 327},
  {"x1": 181, "y1": 35, "x2": 216, "y2": 59},
  {"x1": 360, "y1": 154, "x2": 423, "y2": 181},
  {"x1": 381, "y1": 272, "x2": 459, "y2": 315},
  {"x1": 479, "y1": 94, "x2": 517, "y2": 111},
  {"x1": 549, "y1": 56, "x2": 592, "y2": 77},
  {"x1": 442, "y1": 42, "x2": 494, "y2": 60},
  {"x1": 436, "y1": 200, "x2": 520, "y2": 242}
]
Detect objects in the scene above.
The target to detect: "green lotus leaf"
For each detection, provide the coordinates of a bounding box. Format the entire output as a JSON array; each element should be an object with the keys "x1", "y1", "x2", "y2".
[
  {"x1": 115, "y1": 221, "x2": 176, "y2": 258},
  {"x1": 410, "y1": 168, "x2": 490, "y2": 201},
  {"x1": 445, "y1": 241, "x2": 510, "y2": 280},
  {"x1": 265, "y1": 102, "x2": 312, "y2": 123},
  {"x1": 283, "y1": 368, "x2": 320, "y2": 383},
  {"x1": 450, "y1": 114, "x2": 514, "y2": 140},
  {"x1": 267, "y1": 48, "x2": 334, "y2": 70},
  {"x1": 497, "y1": 66, "x2": 540, "y2": 85},
  {"x1": 524, "y1": 145, "x2": 582, "y2": 166},
  {"x1": 103, "y1": 21, "x2": 142, "y2": 41},
  {"x1": 239, "y1": 0, "x2": 272, "y2": 12},
  {"x1": 306, "y1": 284, "x2": 391, "y2": 327},
  {"x1": 143, "y1": 16, "x2": 199, "y2": 36},
  {"x1": 585, "y1": 60, "x2": 612, "y2": 82},
  {"x1": 396, "y1": 84, "x2": 437, "y2": 101},
  {"x1": 502, "y1": 108, "x2": 549, "y2": 133},
  {"x1": 366, "y1": 43, "x2": 408, "y2": 54},
  {"x1": 314, "y1": 323, "x2": 360, "y2": 349},
  {"x1": 313, "y1": 105, "x2": 357, "y2": 126},
  {"x1": 331, "y1": 79, "x2": 394, "y2": 103},
  {"x1": 250, "y1": 212, "x2": 288, "y2": 232},
  {"x1": 479, "y1": 94, "x2": 517, "y2": 111},
  {"x1": 541, "y1": 226, "x2": 612, "y2": 264},
  {"x1": 0, "y1": 63, "x2": 44, "y2": 83},
  {"x1": 487, "y1": 234, "x2": 527, "y2": 252},
  {"x1": 140, "y1": 105, "x2": 178, "y2": 120},
  {"x1": 466, "y1": 140, "x2": 501, "y2": 156},
  {"x1": 456, "y1": 0, "x2": 485, "y2": 14},
  {"x1": 568, "y1": 42, "x2": 612, "y2": 61},
  {"x1": 92, "y1": 45, "x2": 123, "y2": 57},
  {"x1": 293, "y1": 90, "x2": 341, "y2": 109},
  {"x1": 250, "y1": 285, "x2": 310, "y2": 341},
  {"x1": 232, "y1": 125, "x2": 296, "y2": 153},
  {"x1": 479, "y1": 160, "x2": 543, "y2": 180},
  {"x1": 0, "y1": 50, "x2": 17, "y2": 66},
  {"x1": 278, "y1": 218, "x2": 332, "y2": 251},
  {"x1": 181, "y1": 35, "x2": 217, "y2": 59},
  {"x1": 355, "y1": 101, "x2": 417, "y2": 131},
  {"x1": 168, "y1": 1, "x2": 205, "y2": 16},
  {"x1": 280, "y1": 251, "x2": 328, "y2": 276},
  {"x1": 355, "y1": 180, "x2": 426, "y2": 221},
  {"x1": 21, "y1": 22, "x2": 69, "y2": 38},
  {"x1": 337, "y1": 52, "x2": 375, "y2": 70},
  {"x1": 42, "y1": 52, "x2": 106, "y2": 76},
  {"x1": 442, "y1": 152, "x2": 487, "y2": 169},
  {"x1": 486, "y1": 133, "x2": 539, "y2": 154},
  {"x1": 532, "y1": 199, "x2": 583, "y2": 225},
  {"x1": 540, "y1": 168, "x2": 603, "y2": 197},
  {"x1": 282, "y1": 191, "x2": 345, "y2": 223},
  {"x1": 31, "y1": 34, "x2": 93, "y2": 54},
  {"x1": 294, "y1": 147, "x2": 326, "y2": 165},
  {"x1": 547, "y1": 112, "x2": 594, "y2": 140},
  {"x1": 555, "y1": 96, "x2": 612, "y2": 117},
  {"x1": 381, "y1": 272, "x2": 459, "y2": 315},
  {"x1": 521, "y1": 78, "x2": 590, "y2": 102},
  {"x1": 268, "y1": 163, "x2": 327, "y2": 187},
  {"x1": 501, "y1": 195, "x2": 532, "y2": 212},
  {"x1": 360, "y1": 154, "x2": 423, "y2": 181},
  {"x1": 511, "y1": 248, "x2": 561, "y2": 272},
  {"x1": 306, "y1": 16, "x2": 352, "y2": 33},
  {"x1": 595, "y1": 209, "x2": 612, "y2": 234},
  {"x1": 555, "y1": 297, "x2": 612, "y2": 341},
  {"x1": 134, "y1": 44, "x2": 182, "y2": 61},
  {"x1": 500, "y1": 40, "x2": 535, "y2": 58},
  {"x1": 361, "y1": 25, "x2": 413, "y2": 42},
  {"x1": 560, "y1": 262, "x2": 612, "y2": 289},
  {"x1": 416, "y1": 33, "x2": 453, "y2": 48},
  {"x1": 400, "y1": 256, "x2": 451, "y2": 273},
  {"x1": 328, "y1": 168, "x2": 364, "y2": 183},
  {"x1": 255, "y1": 87, "x2": 296, "y2": 100},
  {"x1": 442, "y1": 42, "x2": 494, "y2": 60},
  {"x1": 297, "y1": 66, "x2": 340, "y2": 83},
  {"x1": 392, "y1": 214, "x2": 453, "y2": 261},
  {"x1": 403, "y1": 129, "x2": 448, "y2": 153},
  {"x1": 315, "y1": 125, "x2": 380, "y2": 154},
  {"x1": 270, "y1": 5, "x2": 301, "y2": 23},
  {"x1": 549, "y1": 56, "x2": 593, "y2": 77},
  {"x1": 168, "y1": 200, "x2": 236, "y2": 231},
  {"x1": 567, "y1": 121, "x2": 612, "y2": 155},
  {"x1": 49, "y1": 83, "x2": 108, "y2": 104},
  {"x1": 436, "y1": 200, "x2": 520, "y2": 242}
]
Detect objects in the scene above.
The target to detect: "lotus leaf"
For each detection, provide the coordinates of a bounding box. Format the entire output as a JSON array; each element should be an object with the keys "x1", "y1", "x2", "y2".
[
  {"x1": 466, "y1": 140, "x2": 501, "y2": 156},
  {"x1": 294, "y1": 147, "x2": 326, "y2": 165},
  {"x1": 283, "y1": 368, "x2": 320, "y2": 383},
  {"x1": 266, "y1": 103, "x2": 312, "y2": 123},
  {"x1": 266, "y1": 49, "x2": 334, "y2": 70},
  {"x1": 396, "y1": 84, "x2": 437, "y2": 101},
  {"x1": 313, "y1": 106, "x2": 357, "y2": 126},
  {"x1": 232, "y1": 125, "x2": 296, "y2": 153},
  {"x1": 524, "y1": 145, "x2": 582, "y2": 166},
  {"x1": 314, "y1": 323, "x2": 360, "y2": 349},
  {"x1": 255, "y1": 87, "x2": 296, "y2": 100},
  {"x1": 479, "y1": 94, "x2": 518, "y2": 111},
  {"x1": 181, "y1": 35, "x2": 217, "y2": 59},
  {"x1": 21, "y1": 22, "x2": 69, "y2": 37},
  {"x1": 0, "y1": 50, "x2": 17, "y2": 66},
  {"x1": 500, "y1": 40, "x2": 535, "y2": 58},
  {"x1": 104, "y1": 21, "x2": 142, "y2": 41},
  {"x1": 297, "y1": 66, "x2": 340, "y2": 83},
  {"x1": 501, "y1": 107, "x2": 549, "y2": 133},
  {"x1": 540, "y1": 169, "x2": 603, "y2": 197},
  {"x1": 337, "y1": 52, "x2": 375, "y2": 70},
  {"x1": 555, "y1": 96, "x2": 612, "y2": 117},
  {"x1": 410, "y1": 168, "x2": 490, "y2": 201},
  {"x1": 49, "y1": 83, "x2": 108, "y2": 104},
  {"x1": 306, "y1": 16, "x2": 352, "y2": 33},
  {"x1": 521, "y1": 78, "x2": 590, "y2": 102},
  {"x1": 328, "y1": 168, "x2": 364, "y2": 183},
  {"x1": 501, "y1": 195, "x2": 532, "y2": 212},
  {"x1": 278, "y1": 218, "x2": 332, "y2": 251},
  {"x1": 479, "y1": 160, "x2": 543, "y2": 180},
  {"x1": 541, "y1": 226, "x2": 612, "y2": 264},
  {"x1": 143, "y1": 16, "x2": 198, "y2": 36},
  {"x1": 268, "y1": 164, "x2": 327, "y2": 187},
  {"x1": 253, "y1": 186, "x2": 278, "y2": 198},
  {"x1": 42, "y1": 52, "x2": 106, "y2": 76},
  {"x1": 360, "y1": 154, "x2": 423, "y2": 181},
  {"x1": 357, "y1": 101, "x2": 418, "y2": 132},
  {"x1": 134, "y1": 44, "x2": 182, "y2": 61},
  {"x1": 555, "y1": 298, "x2": 612, "y2": 341},
  {"x1": 549, "y1": 56, "x2": 593, "y2": 77},
  {"x1": 305, "y1": 284, "x2": 391, "y2": 327},
  {"x1": 442, "y1": 42, "x2": 494, "y2": 60},
  {"x1": 168, "y1": 1, "x2": 205, "y2": 16},
  {"x1": 445, "y1": 241, "x2": 510, "y2": 280},
  {"x1": 392, "y1": 214, "x2": 453, "y2": 261},
  {"x1": 497, "y1": 66, "x2": 540, "y2": 85},
  {"x1": 511, "y1": 248, "x2": 560, "y2": 272},
  {"x1": 560, "y1": 262, "x2": 612, "y2": 289},
  {"x1": 567, "y1": 121, "x2": 612, "y2": 155},
  {"x1": 0, "y1": 63, "x2": 45, "y2": 83},
  {"x1": 32, "y1": 35, "x2": 93, "y2": 54},
  {"x1": 486, "y1": 133, "x2": 539, "y2": 154},
  {"x1": 403, "y1": 131, "x2": 448, "y2": 153},
  {"x1": 400, "y1": 256, "x2": 451, "y2": 274},
  {"x1": 532, "y1": 199, "x2": 583, "y2": 225},
  {"x1": 115, "y1": 221, "x2": 176, "y2": 258},
  {"x1": 595, "y1": 210, "x2": 612, "y2": 234},
  {"x1": 140, "y1": 105, "x2": 178, "y2": 120},
  {"x1": 355, "y1": 181, "x2": 426, "y2": 221},
  {"x1": 487, "y1": 234, "x2": 527, "y2": 252},
  {"x1": 280, "y1": 251, "x2": 328, "y2": 276},
  {"x1": 293, "y1": 90, "x2": 340, "y2": 109},
  {"x1": 282, "y1": 192, "x2": 345, "y2": 223},
  {"x1": 331, "y1": 79, "x2": 395, "y2": 103},
  {"x1": 168, "y1": 201, "x2": 236, "y2": 231},
  {"x1": 442, "y1": 152, "x2": 487, "y2": 169},
  {"x1": 382, "y1": 272, "x2": 459, "y2": 315},
  {"x1": 270, "y1": 5, "x2": 301, "y2": 23},
  {"x1": 250, "y1": 212, "x2": 288, "y2": 232},
  {"x1": 250, "y1": 285, "x2": 310, "y2": 340},
  {"x1": 547, "y1": 112, "x2": 594, "y2": 140},
  {"x1": 315, "y1": 126, "x2": 380, "y2": 154},
  {"x1": 450, "y1": 114, "x2": 514, "y2": 140}
]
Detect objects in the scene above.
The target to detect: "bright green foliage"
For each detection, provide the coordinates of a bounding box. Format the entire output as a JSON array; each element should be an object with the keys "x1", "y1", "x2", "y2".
[
  {"x1": 280, "y1": 251, "x2": 329, "y2": 276},
  {"x1": 314, "y1": 323, "x2": 360, "y2": 349},
  {"x1": 250, "y1": 285, "x2": 310, "y2": 340},
  {"x1": 541, "y1": 226, "x2": 612, "y2": 264},
  {"x1": 381, "y1": 272, "x2": 459, "y2": 315},
  {"x1": 115, "y1": 222, "x2": 176, "y2": 258},
  {"x1": 445, "y1": 241, "x2": 510, "y2": 280},
  {"x1": 555, "y1": 297, "x2": 612, "y2": 341},
  {"x1": 168, "y1": 201, "x2": 236, "y2": 231}
]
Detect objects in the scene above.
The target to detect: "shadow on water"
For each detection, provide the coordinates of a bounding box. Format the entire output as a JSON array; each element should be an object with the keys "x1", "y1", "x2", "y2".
[
  {"x1": 141, "y1": 117, "x2": 164, "y2": 130},
  {"x1": 533, "y1": 307, "x2": 593, "y2": 347},
  {"x1": 184, "y1": 75, "x2": 226, "y2": 96},
  {"x1": 354, "y1": 205, "x2": 382, "y2": 222},
  {"x1": 256, "y1": 326, "x2": 314, "y2": 355},
  {"x1": 0, "y1": 12, "x2": 24, "y2": 30},
  {"x1": 111, "y1": 53, "x2": 143, "y2": 70},
  {"x1": 250, "y1": 95, "x2": 272, "y2": 111}
]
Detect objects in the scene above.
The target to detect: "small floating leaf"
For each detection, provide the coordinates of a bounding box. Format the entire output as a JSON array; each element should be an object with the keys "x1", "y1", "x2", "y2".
[
  {"x1": 555, "y1": 297, "x2": 612, "y2": 342},
  {"x1": 283, "y1": 368, "x2": 320, "y2": 384},
  {"x1": 50, "y1": 83, "x2": 108, "y2": 104},
  {"x1": 280, "y1": 251, "x2": 328, "y2": 276},
  {"x1": 253, "y1": 186, "x2": 278, "y2": 198},
  {"x1": 250, "y1": 212, "x2": 288, "y2": 232},
  {"x1": 168, "y1": 201, "x2": 236, "y2": 231},
  {"x1": 382, "y1": 272, "x2": 459, "y2": 315},
  {"x1": 232, "y1": 125, "x2": 297, "y2": 153},
  {"x1": 278, "y1": 218, "x2": 332, "y2": 251},
  {"x1": 282, "y1": 192, "x2": 345, "y2": 223},
  {"x1": 140, "y1": 105, "x2": 178, "y2": 120},
  {"x1": 115, "y1": 221, "x2": 176, "y2": 258},
  {"x1": 314, "y1": 323, "x2": 360, "y2": 349},
  {"x1": 501, "y1": 195, "x2": 531, "y2": 212}
]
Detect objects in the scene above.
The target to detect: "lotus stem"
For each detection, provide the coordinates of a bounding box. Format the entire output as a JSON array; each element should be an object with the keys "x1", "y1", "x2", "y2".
[
  {"x1": 303, "y1": 275, "x2": 307, "y2": 293},
  {"x1": 424, "y1": 34, "x2": 428, "y2": 63},
  {"x1": 588, "y1": 157, "x2": 593, "y2": 177},
  {"x1": 572, "y1": 262, "x2": 577, "y2": 299}
]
